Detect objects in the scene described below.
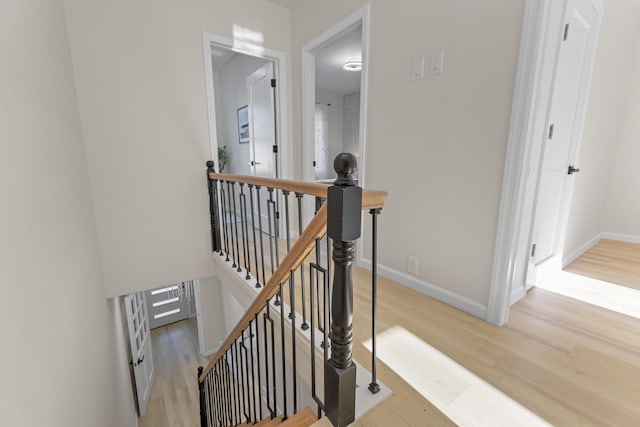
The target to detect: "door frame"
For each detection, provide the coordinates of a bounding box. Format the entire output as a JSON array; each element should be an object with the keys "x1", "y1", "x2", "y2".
[
  {"x1": 487, "y1": 0, "x2": 603, "y2": 325},
  {"x1": 300, "y1": 4, "x2": 371, "y2": 244},
  {"x1": 202, "y1": 31, "x2": 290, "y2": 180}
]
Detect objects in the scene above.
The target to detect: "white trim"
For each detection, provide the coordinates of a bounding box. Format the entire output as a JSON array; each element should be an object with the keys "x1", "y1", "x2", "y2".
[
  {"x1": 201, "y1": 31, "x2": 291, "y2": 180},
  {"x1": 562, "y1": 232, "x2": 640, "y2": 269},
  {"x1": 600, "y1": 232, "x2": 640, "y2": 245},
  {"x1": 301, "y1": 5, "x2": 371, "y2": 232},
  {"x1": 359, "y1": 258, "x2": 488, "y2": 319},
  {"x1": 487, "y1": 0, "x2": 552, "y2": 325},
  {"x1": 562, "y1": 233, "x2": 601, "y2": 268}
]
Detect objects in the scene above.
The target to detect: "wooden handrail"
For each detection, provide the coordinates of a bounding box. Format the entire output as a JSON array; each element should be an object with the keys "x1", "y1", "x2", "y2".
[
  {"x1": 200, "y1": 172, "x2": 387, "y2": 382},
  {"x1": 200, "y1": 203, "x2": 329, "y2": 382},
  {"x1": 209, "y1": 172, "x2": 388, "y2": 209}
]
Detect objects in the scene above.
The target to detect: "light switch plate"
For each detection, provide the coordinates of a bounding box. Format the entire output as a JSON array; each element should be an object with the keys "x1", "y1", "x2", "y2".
[
  {"x1": 430, "y1": 49, "x2": 445, "y2": 75},
  {"x1": 411, "y1": 57, "x2": 425, "y2": 81}
]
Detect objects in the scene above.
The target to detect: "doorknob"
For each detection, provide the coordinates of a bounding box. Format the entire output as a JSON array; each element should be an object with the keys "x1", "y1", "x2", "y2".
[
  {"x1": 136, "y1": 355, "x2": 145, "y2": 366},
  {"x1": 249, "y1": 161, "x2": 262, "y2": 166},
  {"x1": 567, "y1": 166, "x2": 580, "y2": 175}
]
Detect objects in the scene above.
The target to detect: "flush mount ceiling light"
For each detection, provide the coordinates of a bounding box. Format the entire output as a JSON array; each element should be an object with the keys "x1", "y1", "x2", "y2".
[{"x1": 342, "y1": 57, "x2": 362, "y2": 72}]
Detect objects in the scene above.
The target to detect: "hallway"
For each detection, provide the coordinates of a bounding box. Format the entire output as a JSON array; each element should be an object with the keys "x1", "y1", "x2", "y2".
[{"x1": 139, "y1": 319, "x2": 208, "y2": 427}]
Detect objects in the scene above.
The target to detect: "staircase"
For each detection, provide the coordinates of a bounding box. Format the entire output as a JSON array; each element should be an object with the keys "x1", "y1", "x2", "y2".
[{"x1": 199, "y1": 153, "x2": 388, "y2": 427}]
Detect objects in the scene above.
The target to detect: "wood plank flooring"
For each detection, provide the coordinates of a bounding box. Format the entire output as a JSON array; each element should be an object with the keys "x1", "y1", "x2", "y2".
[
  {"x1": 566, "y1": 239, "x2": 640, "y2": 290},
  {"x1": 138, "y1": 318, "x2": 209, "y2": 427},
  {"x1": 140, "y1": 239, "x2": 640, "y2": 426}
]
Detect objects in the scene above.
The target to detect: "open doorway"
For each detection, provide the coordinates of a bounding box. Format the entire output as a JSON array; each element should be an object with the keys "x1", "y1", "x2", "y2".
[
  {"x1": 312, "y1": 24, "x2": 363, "y2": 182},
  {"x1": 301, "y1": 6, "x2": 370, "y2": 225},
  {"x1": 202, "y1": 32, "x2": 289, "y2": 180}
]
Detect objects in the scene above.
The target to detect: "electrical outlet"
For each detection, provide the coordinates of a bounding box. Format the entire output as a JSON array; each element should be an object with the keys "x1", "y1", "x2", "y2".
[{"x1": 407, "y1": 256, "x2": 419, "y2": 276}]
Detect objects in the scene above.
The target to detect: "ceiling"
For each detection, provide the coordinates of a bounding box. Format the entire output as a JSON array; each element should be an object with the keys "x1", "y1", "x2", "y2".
[
  {"x1": 315, "y1": 24, "x2": 363, "y2": 96},
  {"x1": 210, "y1": 44, "x2": 236, "y2": 70}
]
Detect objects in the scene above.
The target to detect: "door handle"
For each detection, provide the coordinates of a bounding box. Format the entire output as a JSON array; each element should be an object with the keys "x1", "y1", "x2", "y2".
[
  {"x1": 249, "y1": 161, "x2": 262, "y2": 166},
  {"x1": 136, "y1": 355, "x2": 145, "y2": 366},
  {"x1": 567, "y1": 166, "x2": 580, "y2": 175}
]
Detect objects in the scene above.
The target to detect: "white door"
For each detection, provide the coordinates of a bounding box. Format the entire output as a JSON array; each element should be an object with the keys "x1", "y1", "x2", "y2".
[
  {"x1": 247, "y1": 63, "x2": 277, "y2": 179},
  {"x1": 530, "y1": 0, "x2": 602, "y2": 269},
  {"x1": 145, "y1": 282, "x2": 195, "y2": 330},
  {"x1": 125, "y1": 292, "x2": 155, "y2": 416}
]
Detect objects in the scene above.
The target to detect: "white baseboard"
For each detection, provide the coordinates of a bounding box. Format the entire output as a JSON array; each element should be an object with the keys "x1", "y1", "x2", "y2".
[
  {"x1": 359, "y1": 258, "x2": 487, "y2": 319},
  {"x1": 601, "y1": 232, "x2": 640, "y2": 244},
  {"x1": 510, "y1": 285, "x2": 526, "y2": 305},
  {"x1": 562, "y1": 233, "x2": 602, "y2": 268},
  {"x1": 562, "y1": 232, "x2": 640, "y2": 269}
]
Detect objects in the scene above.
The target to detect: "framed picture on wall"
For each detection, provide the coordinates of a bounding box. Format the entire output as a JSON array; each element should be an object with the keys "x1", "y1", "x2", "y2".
[{"x1": 237, "y1": 105, "x2": 249, "y2": 144}]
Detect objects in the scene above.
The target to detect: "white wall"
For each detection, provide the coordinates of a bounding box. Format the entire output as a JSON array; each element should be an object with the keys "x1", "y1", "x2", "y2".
[
  {"x1": 290, "y1": 0, "x2": 525, "y2": 308},
  {"x1": 343, "y1": 91, "x2": 360, "y2": 161},
  {"x1": 563, "y1": 0, "x2": 640, "y2": 255},
  {"x1": 198, "y1": 276, "x2": 227, "y2": 355},
  {"x1": 0, "y1": 1, "x2": 136, "y2": 425},
  {"x1": 603, "y1": 22, "x2": 640, "y2": 238},
  {"x1": 62, "y1": 0, "x2": 292, "y2": 297},
  {"x1": 216, "y1": 54, "x2": 270, "y2": 175}
]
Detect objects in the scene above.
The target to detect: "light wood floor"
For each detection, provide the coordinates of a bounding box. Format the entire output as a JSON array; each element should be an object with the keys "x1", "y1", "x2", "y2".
[
  {"x1": 138, "y1": 318, "x2": 209, "y2": 427},
  {"x1": 141, "y1": 240, "x2": 640, "y2": 426},
  {"x1": 566, "y1": 239, "x2": 640, "y2": 291}
]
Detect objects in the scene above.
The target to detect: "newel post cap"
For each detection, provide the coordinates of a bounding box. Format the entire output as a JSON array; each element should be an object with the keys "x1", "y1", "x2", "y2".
[{"x1": 328, "y1": 153, "x2": 362, "y2": 241}]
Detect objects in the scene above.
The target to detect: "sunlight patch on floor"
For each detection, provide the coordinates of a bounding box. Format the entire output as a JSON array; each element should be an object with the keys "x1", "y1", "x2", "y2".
[
  {"x1": 537, "y1": 270, "x2": 640, "y2": 320},
  {"x1": 364, "y1": 326, "x2": 551, "y2": 427}
]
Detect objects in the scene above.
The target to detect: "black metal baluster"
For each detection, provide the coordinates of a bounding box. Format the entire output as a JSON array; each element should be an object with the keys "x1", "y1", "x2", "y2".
[
  {"x1": 325, "y1": 153, "x2": 361, "y2": 427},
  {"x1": 249, "y1": 320, "x2": 257, "y2": 423},
  {"x1": 254, "y1": 313, "x2": 263, "y2": 419},
  {"x1": 309, "y1": 263, "x2": 327, "y2": 419},
  {"x1": 369, "y1": 208, "x2": 382, "y2": 394},
  {"x1": 220, "y1": 182, "x2": 230, "y2": 261},
  {"x1": 248, "y1": 185, "x2": 262, "y2": 288},
  {"x1": 239, "y1": 183, "x2": 252, "y2": 280},
  {"x1": 289, "y1": 273, "x2": 298, "y2": 414},
  {"x1": 263, "y1": 307, "x2": 275, "y2": 419},
  {"x1": 225, "y1": 181, "x2": 236, "y2": 267},
  {"x1": 233, "y1": 342, "x2": 241, "y2": 425},
  {"x1": 296, "y1": 193, "x2": 309, "y2": 330},
  {"x1": 279, "y1": 282, "x2": 288, "y2": 420},
  {"x1": 266, "y1": 188, "x2": 281, "y2": 306},
  {"x1": 283, "y1": 190, "x2": 293, "y2": 319},
  {"x1": 206, "y1": 161, "x2": 222, "y2": 252},
  {"x1": 224, "y1": 353, "x2": 233, "y2": 426},
  {"x1": 269, "y1": 302, "x2": 277, "y2": 419},
  {"x1": 256, "y1": 186, "x2": 267, "y2": 288},
  {"x1": 231, "y1": 183, "x2": 242, "y2": 273},
  {"x1": 205, "y1": 373, "x2": 212, "y2": 427},
  {"x1": 240, "y1": 332, "x2": 249, "y2": 423},
  {"x1": 214, "y1": 367, "x2": 221, "y2": 426},
  {"x1": 198, "y1": 367, "x2": 207, "y2": 427}
]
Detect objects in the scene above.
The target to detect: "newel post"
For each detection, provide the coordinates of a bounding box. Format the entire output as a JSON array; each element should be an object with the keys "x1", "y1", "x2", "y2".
[
  {"x1": 207, "y1": 161, "x2": 222, "y2": 252},
  {"x1": 325, "y1": 153, "x2": 362, "y2": 427}
]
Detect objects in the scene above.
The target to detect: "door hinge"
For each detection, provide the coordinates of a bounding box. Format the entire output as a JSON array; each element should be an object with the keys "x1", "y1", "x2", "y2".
[
  {"x1": 313, "y1": 160, "x2": 317, "y2": 167},
  {"x1": 271, "y1": 78, "x2": 277, "y2": 88},
  {"x1": 275, "y1": 211, "x2": 280, "y2": 219},
  {"x1": 563, "y1": 23, "x2": 570, "y2": 41},
  {"x1": 548, "y1": 124, "x2": 555, "y2": 140},
  {"x1": 531, "y1": 244, "x2": 537, "y2": 258},
  {"x1": 273, "y1": 145, "x2": 278, "y2": 153}
]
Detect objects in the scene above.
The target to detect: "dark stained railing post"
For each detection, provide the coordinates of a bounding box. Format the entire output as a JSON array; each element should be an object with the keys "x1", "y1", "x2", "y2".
[
  {"x1": 369, "y1": 207, "x2": 381, "y2": 394},
  {"x1": 198, "y1": 366, "x2": 208, "y2": 427},
  {"x1": 324, "y1": 153, "x2": 361, "y2": 427},
  {"x1": 206, "y1": 161, "x2": 222, "y2": 252}
]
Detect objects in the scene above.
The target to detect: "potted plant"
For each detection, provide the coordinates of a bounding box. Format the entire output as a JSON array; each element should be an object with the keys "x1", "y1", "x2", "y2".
[{"x1": 217, "y1": 145, "x2": 229, "y2": 172}]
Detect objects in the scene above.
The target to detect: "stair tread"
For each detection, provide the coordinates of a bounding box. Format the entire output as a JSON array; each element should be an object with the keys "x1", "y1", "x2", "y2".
[
  {"x1": 310, "y1": 417, "x2": 333, "y2": 427},
  {"x1": 281, "y1": 407, "x2": 318, "y2": 426}
]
